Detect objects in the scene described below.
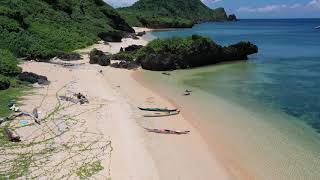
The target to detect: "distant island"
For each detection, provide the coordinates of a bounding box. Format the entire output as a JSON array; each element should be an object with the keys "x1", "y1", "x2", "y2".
[{"x1": 118, "y1": 0, "x2": 237, "y2": 28}]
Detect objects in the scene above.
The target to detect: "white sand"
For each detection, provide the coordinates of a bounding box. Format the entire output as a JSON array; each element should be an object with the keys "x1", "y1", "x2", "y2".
[{"x1": 18, "y1": 30, "x2": 230, "y2": 179}]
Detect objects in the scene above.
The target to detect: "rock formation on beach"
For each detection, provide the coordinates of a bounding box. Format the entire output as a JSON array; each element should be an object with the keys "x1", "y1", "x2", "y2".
[
  {"x1": 135, "y1": 35, "x2": 258, "y2": 71},
  {"x1": 89, "y1": 49, "x2": 111, "y2": 66}
]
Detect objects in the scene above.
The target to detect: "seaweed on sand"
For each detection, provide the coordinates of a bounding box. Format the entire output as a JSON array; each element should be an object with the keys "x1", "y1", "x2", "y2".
[{"x1": 0, "y1": 83, "x2": 113, "y2": 179}]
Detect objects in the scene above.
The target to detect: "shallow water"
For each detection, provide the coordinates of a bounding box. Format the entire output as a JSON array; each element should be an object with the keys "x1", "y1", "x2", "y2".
[
  {"x1": 139, "y1": 19, "x2": 320, "y2": 179},
  {"x1": 150, "y1": 19, "x2": 320, "y2": 133}
]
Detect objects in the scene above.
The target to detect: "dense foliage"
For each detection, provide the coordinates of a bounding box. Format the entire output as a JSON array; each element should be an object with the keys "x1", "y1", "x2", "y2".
[
  {"x1": 118, "y1": 0, "x2": 228, "y2": 28},
  {"x1": 0, "y1": 0, "x2": 134, "y2": 60},
  {"x1": 0, "y1": 49, "x2": 22, "y2": 77},
  {"x1": 0, "y1": 75, "x2": 10, "y2": 90},
  {"x1": 134, "y1": 35, "x2": 258, "y2": 70}
]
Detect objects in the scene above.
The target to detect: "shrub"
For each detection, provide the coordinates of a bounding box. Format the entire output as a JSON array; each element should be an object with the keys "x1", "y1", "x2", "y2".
[
  {"x1": 0, "y1": 75, "x2": 10, "y2": 90},
  {"x1": 0, "y1": 0, "x2": 133, "y2": 60},
  {"x1": 0, "y1": 49, "x2": 22, "y2": 76}
]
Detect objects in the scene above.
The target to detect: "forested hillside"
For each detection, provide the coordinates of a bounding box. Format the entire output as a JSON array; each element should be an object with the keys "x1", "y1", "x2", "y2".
[
  {"x1": 0, "y1": 0, "x2": 134, "y2": 60},
  {"x1": 118, "y1": 0, "x2": 228, "y2": 28}
]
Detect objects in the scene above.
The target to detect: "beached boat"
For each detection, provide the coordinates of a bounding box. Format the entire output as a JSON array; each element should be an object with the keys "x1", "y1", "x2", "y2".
[
  {"x1": 143, "y1": 111, "x2": 180, "y2": 117},
  {"x1": 138, "y1": 107, "x2": 178, "y2": 112}
]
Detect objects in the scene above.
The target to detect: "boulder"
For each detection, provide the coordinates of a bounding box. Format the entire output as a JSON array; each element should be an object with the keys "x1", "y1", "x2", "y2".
[
  {"x1": 0, "y1": 75, "x2": 10, "y2": 90},
  {"x1": 89, "y1": 49, "x2": 111, "y2": 66},
  {"x1": 227, "y1": 14, "x2": 237, "y2": 21},
  {"x1": 136, "y1": 31, "x2": 146, "y2": 37},
  {"x1": 98, "y1": 32, "x2": 122, "y2": 42},
  {"x1": 137, "y1": 35, "x2": 258, "y2": 71},
  {"x1": 18, "y1": 72, "x2": 49, "y2": 85},
  {"x1": 110, "y1": 61, "x2": 139, "y2": 70},
  {"x1": 124, "y1": 45, "x2": 143, "y2": 52},
  {"x1": 56, "y1": 52, "x2": 82, "y2": 61}
]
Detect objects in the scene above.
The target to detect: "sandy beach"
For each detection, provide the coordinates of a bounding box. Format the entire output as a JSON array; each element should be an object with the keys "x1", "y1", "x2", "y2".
[{"x1": 16, "y1": 28, "x2": 231, "y2": 179}]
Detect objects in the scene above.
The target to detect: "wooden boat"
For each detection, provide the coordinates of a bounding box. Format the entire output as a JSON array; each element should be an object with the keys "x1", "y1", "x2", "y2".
[
  {"x1": 143, "y1": 111, "x2": 180, "y2": 117},
  {"x1": 144, "y1": 128, "x2": 190, "y2": 135},
  {"x1": 138, "y1": 107, "x2": 178, "y2": 112}
]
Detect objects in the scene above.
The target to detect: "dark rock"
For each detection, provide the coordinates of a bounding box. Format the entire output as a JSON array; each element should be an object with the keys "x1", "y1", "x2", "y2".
[
  {"x1": 120, "y1": 47, "x2": 124, "y2": 52},
  {"x1": 121, "y1": 32, "x2": 139, "y2": 39},
  {"x1": 139, "y1": 51, "x2": 176, "y2": 71},
  {"x1": 89, "y1": 49, "x2": 111, "y2": 66},
  {"x1": 56, "y1": 51, "x2": 82, "y2": 61},
  {"x1": 102, "y1": 13, "x2": 135, "y2": 33},
  {"x1": 110, "y1": 61, "x2": 139, "y2": 70},
  {"x1": 98, "y1": 32, "x2": 122, "y2": 42},
  {"x1": 124, "y1": 45, "x2": 143, "y2": 52},
  {"x1": 18, "y1": 72, "x2": 49, "y2": 85},
  {"x1": 227, "y1": 14, "x2": 237, "y2": 21},
  {"x1": 137, "y1": 35, "x2": 258, "y2": 71},
  {"x1": 0, "y1": 75, "x2": 10, "y2": 90},
  {"x1": 136, "y1": 31, "x2": 146, "y2": 37}
]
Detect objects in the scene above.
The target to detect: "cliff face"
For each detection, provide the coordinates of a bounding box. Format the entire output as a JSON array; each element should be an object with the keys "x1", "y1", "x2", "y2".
[
  {"x1": 118, "y1": 0, "x2": 229, "y2": 28},
  {"x1": 0, "y1": 0, "x2": 133, "y2": 59}
]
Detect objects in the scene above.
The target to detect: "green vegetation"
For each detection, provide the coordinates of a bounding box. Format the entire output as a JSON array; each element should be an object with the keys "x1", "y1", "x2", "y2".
[
  {"x1": 111, "y1": 51, "x2": 137, "y2": 61},
  {"x1": 118, "y1": 0, "x2": 228, "y2": 28},
  {"x1": 137, "y1": 35, "x2": 215, "y2": 58},
  {"x1": 0, "y1": 49, "x2": 23, "y2": 90},
  {"x1": 0, "y1": 0, "x2": 133, "y2": 60},
  {"x1": 0, "y1": 49, "x2": 22, "y2": 77},
  {"x1": 76, "y1": 160, "x2": 104, "y2": 180},
  {"x1": 0, "y1": 84, "x2": 30, "y2": 117}
]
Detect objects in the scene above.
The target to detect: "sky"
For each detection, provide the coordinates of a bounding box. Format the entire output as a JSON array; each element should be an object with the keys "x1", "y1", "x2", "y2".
[{"x1": 104, "y1": 0, "x2": 320, "y2": 19}]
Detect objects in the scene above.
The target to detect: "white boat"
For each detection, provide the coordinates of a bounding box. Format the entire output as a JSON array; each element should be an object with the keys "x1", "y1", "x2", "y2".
[{"x1": 315, "y1": 26, "x2": 320, "y2": 29}]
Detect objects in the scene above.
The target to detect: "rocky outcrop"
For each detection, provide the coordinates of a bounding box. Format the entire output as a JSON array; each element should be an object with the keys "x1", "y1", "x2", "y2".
[
  {"x1": 137, "y1": 35, "x2": 258, "y2": 71},
  {"x1": 89, "y1": 49, "x2": 111, "y2": 66},
  {"x1": 18, "y1": 72, "x2": 49, "y2": 85},
  {"x1": 136, "y1": 31, "x2": 146, "y2": 36},
  {"x1": 98, "y1": 32, "x2": 123, "y2": 42},
  {"x1": 56, "y1": 52, "x2": 82, "y2": 61},
  {"x1": 124, "y1": 45, "x2": 143, "y2": 52},
  {"x1": 102, "y1": 13, "x2": 135, "y2": 33},
  {"x1": 110, "y1": 61, "x2": 139, "y2": 70},
  {"x1": 227, "y1": 14, "x2": 237, "y2": 21}
]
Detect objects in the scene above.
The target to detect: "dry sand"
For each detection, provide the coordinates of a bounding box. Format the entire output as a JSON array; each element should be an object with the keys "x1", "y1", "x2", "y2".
[{"x1": 16, "y1": 28, "x2": 231, "y2": 179}]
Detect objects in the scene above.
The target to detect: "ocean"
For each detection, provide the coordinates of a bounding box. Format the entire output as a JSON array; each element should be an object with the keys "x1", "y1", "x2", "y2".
[{"x1": 138, "y1": 19, "x2": 320, "y2": 179}]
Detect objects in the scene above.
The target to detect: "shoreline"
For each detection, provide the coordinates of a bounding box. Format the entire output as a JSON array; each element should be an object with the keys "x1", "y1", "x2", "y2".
[
  {"x1": 13, "y1": 28, "x2": 231, "y2": 179},
  {"x1": 133, "y1": 66, "x2": 320, "y2": 180}
]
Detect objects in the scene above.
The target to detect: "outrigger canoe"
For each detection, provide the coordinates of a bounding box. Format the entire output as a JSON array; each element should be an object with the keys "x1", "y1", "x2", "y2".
[
  {"x1": 143, "y1": 111, "x2": 180, "y2": 117},
  {"x1": 138, "y1": 107, "x2": 178, "y2": 112}
]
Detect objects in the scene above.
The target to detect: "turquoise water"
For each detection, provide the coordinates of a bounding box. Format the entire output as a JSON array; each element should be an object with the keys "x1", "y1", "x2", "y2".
[{"x1": 150, "y1": 19, "x2": 320, "y2": 133}]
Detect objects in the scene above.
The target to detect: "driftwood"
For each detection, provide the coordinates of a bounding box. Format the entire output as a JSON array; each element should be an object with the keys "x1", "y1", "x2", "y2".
[
  {"x1": 32, "y1": 108, "x2": 39, "y2": 119},
  {"x1": 74, "y1": 93, "x2": 89, "y2": 104},
  {"x1": 3, "y1": 128, "x2": 21, "y2": 142},
  {"x1": 183, "y1": 92, "x2": 191, "y2": 96},
  {"x1": 162, "y1": 72, "x2": 171, "y2": 76},
  {"x1": 59, "y1": 96, "x2": 79, "y2": 104}
]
